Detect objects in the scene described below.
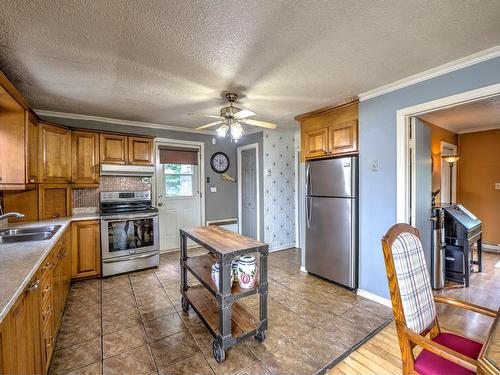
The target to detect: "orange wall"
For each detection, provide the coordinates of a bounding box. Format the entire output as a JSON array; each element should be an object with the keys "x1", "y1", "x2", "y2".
[
  {"x1": 458, "y1": 129, "x2": 500, "y2": 244},
  {"x1": 422, "y1": 120, "x2": 458, "y2": 201}
]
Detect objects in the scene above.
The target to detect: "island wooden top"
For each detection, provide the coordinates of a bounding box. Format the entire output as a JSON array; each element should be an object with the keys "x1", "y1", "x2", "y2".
[{"x1": 180, "y1": 226, "x2": 267, "y2": 256}]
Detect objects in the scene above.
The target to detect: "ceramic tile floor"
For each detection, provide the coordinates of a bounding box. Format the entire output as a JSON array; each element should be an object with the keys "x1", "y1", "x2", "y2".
[{"x1": 49, "y1": 248, "x2": 393, "y2": 375}]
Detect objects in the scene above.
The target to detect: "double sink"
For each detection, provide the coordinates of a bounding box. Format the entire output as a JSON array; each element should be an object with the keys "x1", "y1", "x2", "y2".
[{"x1": 0, "y1": 225, "x2": 62, "y2": 244}]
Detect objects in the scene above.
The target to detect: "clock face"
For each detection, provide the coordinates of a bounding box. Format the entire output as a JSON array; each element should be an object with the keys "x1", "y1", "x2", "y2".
[{"x1": 210, "y1": 152, "x2": 230, "y2": 174}]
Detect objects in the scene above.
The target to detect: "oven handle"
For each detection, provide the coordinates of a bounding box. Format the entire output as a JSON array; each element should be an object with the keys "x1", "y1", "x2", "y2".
[
  {"x1": 101, "y1": 213, "x2": 158, "y2": 222},
  {"x1": 102, "y1": 252, "x2": 159, "y2": 263}
]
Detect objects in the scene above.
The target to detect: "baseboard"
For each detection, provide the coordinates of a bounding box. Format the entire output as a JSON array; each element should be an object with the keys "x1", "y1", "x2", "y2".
[
  {"x1": 357, "y1": 289, "x2": 392, "y2": 308},
  {"x1": 482, "y1": 242, "x2": 500, "y2": 253},
  {"x1": 300, "y1": 266, "x2": 307, "y2": 273},
  {"x1": 269, "y1": 243, "x2": 295, "y2": 252}
]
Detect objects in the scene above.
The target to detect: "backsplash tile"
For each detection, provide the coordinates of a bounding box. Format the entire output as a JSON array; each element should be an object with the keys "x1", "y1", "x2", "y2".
[{"x1": 72, "y1": 176, "x2": 152, "y2": 209}]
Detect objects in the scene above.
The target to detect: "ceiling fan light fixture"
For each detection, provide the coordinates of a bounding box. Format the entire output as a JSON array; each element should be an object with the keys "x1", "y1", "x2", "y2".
[
  {"x1": 230, "y1": 122, "x2": 244, "y2": 142},
  {"x1": 216, "y1": 124, "x2": 229, "y2": 137}
]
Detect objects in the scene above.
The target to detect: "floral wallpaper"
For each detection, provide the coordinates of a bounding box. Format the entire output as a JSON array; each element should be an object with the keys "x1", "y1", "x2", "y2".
[{"x1": 263, "y1": 131, "x2": 296, "y2": 250}]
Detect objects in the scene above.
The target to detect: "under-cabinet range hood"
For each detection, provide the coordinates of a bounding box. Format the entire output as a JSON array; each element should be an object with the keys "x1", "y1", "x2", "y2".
[{"x1": 100, "y1": 164, "x2": 155, "y2": 176}]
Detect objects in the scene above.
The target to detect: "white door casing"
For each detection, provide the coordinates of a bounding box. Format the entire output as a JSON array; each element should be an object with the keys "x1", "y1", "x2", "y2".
[
  {"x1": 237, "y1": 143, "x2": 260, "y2": 241},
  {"x1": 154, "y1": 139, "x2": 205, "y2": 252},
  {"x1": 396, "y1": 83, "x2": 500, "y2": 224}
]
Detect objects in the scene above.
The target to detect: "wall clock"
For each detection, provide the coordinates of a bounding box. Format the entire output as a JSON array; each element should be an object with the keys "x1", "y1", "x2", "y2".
[{"x1": 210, "y1": 152, "x2": 230, "y2": 174}]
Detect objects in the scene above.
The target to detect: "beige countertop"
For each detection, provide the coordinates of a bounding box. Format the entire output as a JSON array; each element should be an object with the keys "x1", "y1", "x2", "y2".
[{"x1": 0, "y1": 214, "x2": 100, "y2": 323}]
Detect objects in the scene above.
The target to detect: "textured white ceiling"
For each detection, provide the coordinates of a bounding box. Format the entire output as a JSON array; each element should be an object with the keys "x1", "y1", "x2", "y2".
[
  {"x1": 420, "y1": 95, "x2": 500, "y2": 133},
  {"x1": 1, "y1": 1, "x2": 500, "y2": 129}
]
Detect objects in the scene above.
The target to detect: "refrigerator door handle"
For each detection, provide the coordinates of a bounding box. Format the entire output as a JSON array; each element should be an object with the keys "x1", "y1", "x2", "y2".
[
  {"x1": 306, "y1": 197, "x2": 312, "y2": 228},
  {"x1": 306, "y1": 164, "x2": 311, "y2": 196}
]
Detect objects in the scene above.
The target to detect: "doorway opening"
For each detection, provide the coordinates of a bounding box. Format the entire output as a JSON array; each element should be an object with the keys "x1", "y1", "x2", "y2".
[
  {"x1": 237, "y1": 143, "x2": 260, "y2": 240},
  {"x1": 154, "y1": 139, "x2": 205, "y2": 252}
]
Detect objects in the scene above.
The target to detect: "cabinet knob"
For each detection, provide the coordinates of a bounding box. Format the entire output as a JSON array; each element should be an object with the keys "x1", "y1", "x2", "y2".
[{"x1": 27, "y1": 280, "x2": 40, "y2": 293}]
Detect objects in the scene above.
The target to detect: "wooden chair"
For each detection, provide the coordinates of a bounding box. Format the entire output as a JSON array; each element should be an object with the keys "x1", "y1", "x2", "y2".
[{"x1": 381, "y1": 223, "x2": 496, "y2": 374}]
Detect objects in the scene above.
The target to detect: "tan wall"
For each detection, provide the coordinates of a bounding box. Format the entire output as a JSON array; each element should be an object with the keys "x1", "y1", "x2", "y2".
[
  {"x1": 422, "y1": 120, "x2": 458, "y2": 201},
  {"x1": 458, "y1": 129, "x2": 500, "y2": 244}
]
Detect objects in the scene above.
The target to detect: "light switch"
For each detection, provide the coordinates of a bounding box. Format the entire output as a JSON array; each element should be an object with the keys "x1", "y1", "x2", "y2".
[
  {"x1": 371, "y1": 160, "x2": 379, "y2": 171},
  {"x1": 495, "y1": 183, "x2": 500, "y2": 190},
  {"x1": 212, "y1": 138, "x2": 216, "y2": 145},
  {"x1": 210, "y1": 186, "x2": 217, "y2": 193}
]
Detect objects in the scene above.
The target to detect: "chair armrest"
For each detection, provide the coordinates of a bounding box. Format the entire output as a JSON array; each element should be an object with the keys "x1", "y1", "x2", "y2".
[
  {"x1": 434, "y1": 295, "x2": 497, "y2": 317},
  {"x1": 403, "y1": 326, "x2": 477, "y2": 372}
]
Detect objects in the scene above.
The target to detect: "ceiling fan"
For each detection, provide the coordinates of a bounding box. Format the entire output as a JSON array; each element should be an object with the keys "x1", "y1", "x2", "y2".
[{"x1": 195, "y1": 92, "x2": 277, "y2": 141}]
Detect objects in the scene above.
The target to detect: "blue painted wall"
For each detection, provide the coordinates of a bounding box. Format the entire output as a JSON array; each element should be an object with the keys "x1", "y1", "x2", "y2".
[{"x1": 358, "y1": 56, "x2": 500, "y2": 299}]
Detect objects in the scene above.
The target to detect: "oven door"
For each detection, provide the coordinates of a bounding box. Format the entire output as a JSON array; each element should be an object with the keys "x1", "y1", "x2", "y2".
[{"x1": 101, "y1": 213, "x2": 159, "y2": 260}]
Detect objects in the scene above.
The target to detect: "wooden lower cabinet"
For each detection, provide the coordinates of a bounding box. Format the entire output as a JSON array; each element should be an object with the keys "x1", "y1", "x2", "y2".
[
  {"x1": 0, "y1": 273, "x2": 43, "y2": 375},
  {"x1": 0, "y1": 227, "x2": 72, "y2": 374},
  {"x1": 71, "y1": 220, "x2": 101, "y2": 279}
]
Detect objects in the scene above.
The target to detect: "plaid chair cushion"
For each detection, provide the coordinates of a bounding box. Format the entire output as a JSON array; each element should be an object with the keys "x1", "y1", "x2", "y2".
[{"x1": 391, "y1": 232, "x2": 436, "y2": 334}]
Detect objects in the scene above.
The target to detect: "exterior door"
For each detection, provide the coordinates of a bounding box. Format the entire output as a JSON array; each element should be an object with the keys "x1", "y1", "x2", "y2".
[
  {"x1": 413, "y1": 117, "x2": 432, "y2": 276},
  {"x1": 157, "y1": 162, "x2": 201, "y2": 251},
  {"x1": 241, "y1": 148, "x2": 257, "y2": 239}
]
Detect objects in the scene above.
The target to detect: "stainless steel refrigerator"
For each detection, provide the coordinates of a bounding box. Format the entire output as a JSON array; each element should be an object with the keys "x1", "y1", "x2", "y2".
[{"x1": 305, "y1": 156, "x2": 358, "y2": 289}]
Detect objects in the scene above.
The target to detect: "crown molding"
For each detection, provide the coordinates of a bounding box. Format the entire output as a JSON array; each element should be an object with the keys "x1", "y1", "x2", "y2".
[
  {"x1": 457, "y1": 124, "x2": 500, "y2": 134},
  {"x1": 33, "y1": 110, "x2": 217, "y2": 135},
  {"x1": 359, "y1": 45, "x2": 500, "y2": 102}
]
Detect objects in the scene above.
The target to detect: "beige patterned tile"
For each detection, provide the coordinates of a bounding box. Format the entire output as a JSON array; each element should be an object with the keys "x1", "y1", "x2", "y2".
[
  {"x1": 56, "y1": 317, "x2": 101, "y2": 350},
  {"x1": 235, "y1": 362, "x2": 271, "y2": 375},
  {"x1": 261, "y1": 343, "x2": 320, "y2": 375},
  {"x1": 102, "y1": 306, "x2": 142, "y2": 335},
  {"x1": 244, "y1": 329, "x2": 288, "y2": 360},
  {"x1": 49, "y1": 338, "x2": 102, "y2": 374},
  {"x1": 270, "y1": 311, "x2": 316, "y2": 340},
  {"x1": 65, "y1": 361, "x2": 102, "y2": 375},
  {"x1": 201, "y1": 344, "x2": 258, "y2": 375},
  {"x1": 103, "y1": 344, "x2": 156, "y2": 375},
  {"x1": 139, "y1": 299, "x2": 176, "y2": 322},
  {"x1": 134, "y1": 287, "x2": 170, "y2": 307},
  {"x1": 150, "y1": 330, "x2": 200, "y2": 370},
  {"x1": 319, "y1": 315, "x2": 371, "y2": 348},
  {"x1": 158, "y1": 352, "x2": 214, "y2": 375},
  {"x1": 292, "y1": 328, "x2": 349, "y2": 367},
  {"x1": 341, "y1": 305, "x2": 390, "y2": 331},
  {"x1": 143, "y1": 311, "x2": 186, "y2": 341},
  {"x1": 103, "y1": 324, "x2": 148, "y2": 358}
]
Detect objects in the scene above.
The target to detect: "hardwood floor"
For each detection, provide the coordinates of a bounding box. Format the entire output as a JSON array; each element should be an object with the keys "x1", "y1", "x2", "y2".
[{"x1": 328, "y1": 251, "x2": 500, "y2": 375}]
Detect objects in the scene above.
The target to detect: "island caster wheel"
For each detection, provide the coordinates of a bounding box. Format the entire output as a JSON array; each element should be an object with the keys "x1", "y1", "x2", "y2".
[
  {"x1": 255, "y1": 331, "x2": 266, "y2": 343},
  {"x1": 181, "y1": 296, "x2": 189, "y2": 313},
  {"x1": 212, "y1": 340, "x2": 225, "y2": 363}
]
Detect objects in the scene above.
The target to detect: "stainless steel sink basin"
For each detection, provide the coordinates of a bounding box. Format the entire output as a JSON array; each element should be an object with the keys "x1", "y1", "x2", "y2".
[
  {"x1": 0, "y1": 225, "x2": 61, "y2": 236},
  {"x1": 0, "y1": 225, "x2": 61, "y2": 244}
]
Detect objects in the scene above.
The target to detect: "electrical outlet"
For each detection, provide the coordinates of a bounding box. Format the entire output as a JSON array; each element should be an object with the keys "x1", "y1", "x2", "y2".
[
  {"x1": 371, "y1": 160, "x2": 379, "y2": 171},
  {"x1": 495, "y1": 183, "x2": 500, "y2": 190},
  {"x1": 265, "y1": 169, "x2": 272, "y2": 176},
  {"x1": 210, "y1": 186, "x2": 217, "y2": 193}
]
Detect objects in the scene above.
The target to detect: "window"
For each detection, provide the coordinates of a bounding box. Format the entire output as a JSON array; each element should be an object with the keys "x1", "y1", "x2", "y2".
[{"x1": 164, "y1": 164, "x2": 194, "y2": 197}]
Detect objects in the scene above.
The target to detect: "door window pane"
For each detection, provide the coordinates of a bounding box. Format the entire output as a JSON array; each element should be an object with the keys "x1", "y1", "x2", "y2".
[{"x1": 164, "y1": 164, "x2": 194, "y2": 197}]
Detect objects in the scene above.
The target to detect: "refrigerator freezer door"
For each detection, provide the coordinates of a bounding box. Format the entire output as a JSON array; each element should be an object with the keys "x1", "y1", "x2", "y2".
[
  {"x1": 306, "y1": 157, "x2": 356, "y2": 198},
  {"x1": 305, "y1": 196, "x2": 356, "y2": 288}
]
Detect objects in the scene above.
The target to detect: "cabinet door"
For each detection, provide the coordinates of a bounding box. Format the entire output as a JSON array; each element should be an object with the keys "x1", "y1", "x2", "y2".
[
  {"x1": 0, "y1": 110, "x2": 25, "y2": 186},
  {"x1": 100, "y1": 134, "x2": 128, "y2": 164},
  {"x1": 128, "y1": 136, "x2": 153, "y2": 165},
  {"x1": 71, "y1": 220, "x2": 101, "y2": 279},
  {"x1": 304, "y1": 128, "x2": 328, "y2": 159},
  {"x1": 72, "y1": 131, "x2": 99, "y2": 185},
  {"x1": 328, "y1": 120, "x2": 358, "y2": 155},
  {"x1": 39, "y1": 123, "x2": 72, "y2": 183},
  {"x1": 25, "y1": 112, "x2": 39, "y2": 184},
  {"x1": 38, "y1": 185, "x2": 72, "y2": 220}
]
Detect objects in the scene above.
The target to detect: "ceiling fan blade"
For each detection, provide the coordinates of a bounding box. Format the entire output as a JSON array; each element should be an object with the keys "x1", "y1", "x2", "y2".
[
  {"x1": 196, "y1": 121, "x2": 223, "y2": 130},
  {"x1": 244, "y1": 119, "x2": 277, "y2": 129},
  {"x1": 204, "y1": 115, "x2": 224, "y2": 119},
  {"x1": 234, "y1": 109, "x2": 255, "y2": 119}
]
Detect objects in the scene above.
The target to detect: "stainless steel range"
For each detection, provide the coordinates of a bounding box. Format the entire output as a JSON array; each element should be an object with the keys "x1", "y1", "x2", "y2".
[{"x1": 100, "y1": 191, "x2": 159, "y2": 277}]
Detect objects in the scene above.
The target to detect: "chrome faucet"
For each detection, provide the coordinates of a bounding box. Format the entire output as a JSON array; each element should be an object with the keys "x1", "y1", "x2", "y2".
[{"x1": 0, "y1": 204, "x2": 24, "y2": 221}]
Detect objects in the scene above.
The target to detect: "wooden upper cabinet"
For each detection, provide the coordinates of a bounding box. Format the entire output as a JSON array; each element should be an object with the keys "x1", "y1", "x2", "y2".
[
  {"x1": 38, "y1": 184, "x2": 72, "y2": 220},
  {"x1": 100, "y1": 133, "x2": 128, "y2": 164},
  {"x1": 72, "y1": 131, "x2": 99, "y2": 185},
  {"x1": 71, "y1": 220, "x2": 100, "y2": 279},
  {"x1": 25, "y1": 112, "x2": 39, "y2": 184},
  {"x1": 296, "y1": 101, "x2": 359, "y2": 161},
  {"x1": 128, "y1": 136, "x2": 153, "y2": 165},
  {"x1": 303, "y1": 128, "x2": 329, "y2": 159},
  {"x1": 328, "y1": 120, "x2": 358, "y2": 155},
  {"x1": 39, "y1": 123, "x2": 72, "y2": 183}
]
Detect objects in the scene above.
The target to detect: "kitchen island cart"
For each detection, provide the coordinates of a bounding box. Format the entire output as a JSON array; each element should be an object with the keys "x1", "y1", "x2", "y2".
[{"x1": 180, "y1": 226, "x2": 268, "y2": 363}]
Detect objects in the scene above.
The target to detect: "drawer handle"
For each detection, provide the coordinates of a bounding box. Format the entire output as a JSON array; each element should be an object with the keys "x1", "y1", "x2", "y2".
[
  {"x1": 51, "y1": 213, "x2": 61, "y2": 218},
  {"x1": 445, "y1": 257, "x2": 455, "y2": 261},
  {"x1": 42, "y1": 284, "x2": 52, "y2": 294},
  {"x1": 27, "y1": 280, "x2": 40, "y2": 293}
]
